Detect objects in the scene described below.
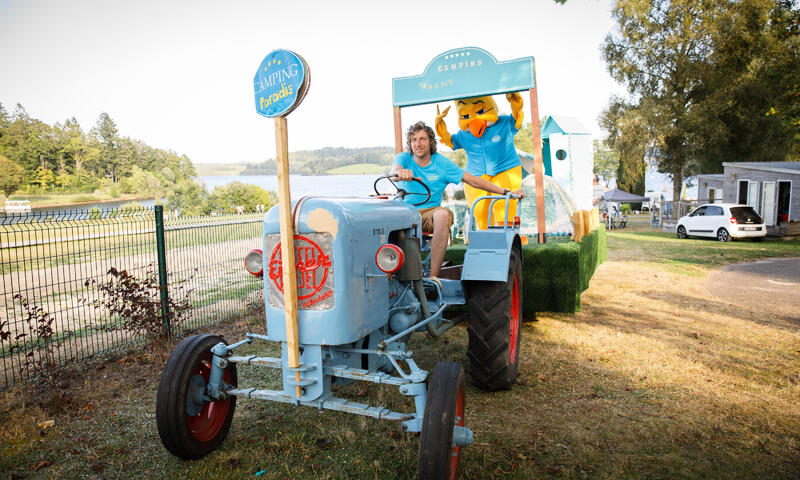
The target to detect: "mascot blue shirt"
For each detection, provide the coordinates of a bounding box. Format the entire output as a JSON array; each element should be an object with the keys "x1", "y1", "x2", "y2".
[
  {"x1": 452, "y1": 115, "x2": 521, "y2": 177},
  {"x1": 393, "y1": 152, "x2": 464, "y2": 210}
]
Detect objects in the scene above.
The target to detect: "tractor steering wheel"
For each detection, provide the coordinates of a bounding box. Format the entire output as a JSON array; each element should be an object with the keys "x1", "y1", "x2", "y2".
[{"x1": 373, "y1": 174, "x2": 432, "y2": 207}]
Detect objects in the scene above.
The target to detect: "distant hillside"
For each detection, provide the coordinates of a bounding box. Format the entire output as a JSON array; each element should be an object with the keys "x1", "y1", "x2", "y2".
[{"x1": 242, "y1": 146, "x2": 394, "y2": 175}]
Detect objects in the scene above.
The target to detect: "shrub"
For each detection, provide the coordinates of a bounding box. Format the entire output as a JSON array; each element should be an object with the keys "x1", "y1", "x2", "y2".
[
  {"x1": 7, "y1": 294, "x2": 70, "y2": 395},
  {"x1": 88, "y1": 264, "x2": 195, "y2": 347},
  {"x1": 209, "y1": 181, "x2": 277, "y2": 213},
  {"x1": 620, "y1": 203, "x2": 632, "y2": 214}
]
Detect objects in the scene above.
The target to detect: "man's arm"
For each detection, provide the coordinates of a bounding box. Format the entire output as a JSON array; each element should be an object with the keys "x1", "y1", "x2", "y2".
[{"x1": 462, "y1": 172, "x2": 525, "y2": 198}]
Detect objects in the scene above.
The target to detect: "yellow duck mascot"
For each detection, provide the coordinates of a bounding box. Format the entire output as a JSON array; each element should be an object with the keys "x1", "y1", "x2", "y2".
[{"x1": 435, "y1": 93, "x2": 524, "y2": 231}]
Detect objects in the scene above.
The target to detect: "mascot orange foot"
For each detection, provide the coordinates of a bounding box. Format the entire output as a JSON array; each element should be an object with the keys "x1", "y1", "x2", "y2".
[{"x1": 436, "y1": 93, "x2": 524, "y2": 232}]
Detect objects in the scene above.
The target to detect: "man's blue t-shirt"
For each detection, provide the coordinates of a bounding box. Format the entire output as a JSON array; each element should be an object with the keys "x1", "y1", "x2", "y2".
[
  {"x1": 452, "y1": 114, "x2": 521, "y2": 177},
  {"x1": 392, "y1": 152, "x2": 465, "y2": 209}
]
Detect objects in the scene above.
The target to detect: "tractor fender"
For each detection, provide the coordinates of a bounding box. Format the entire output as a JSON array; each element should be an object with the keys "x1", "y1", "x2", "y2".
[{"x1": 461, "y1": 230, "x2": 521, "y2": 282}]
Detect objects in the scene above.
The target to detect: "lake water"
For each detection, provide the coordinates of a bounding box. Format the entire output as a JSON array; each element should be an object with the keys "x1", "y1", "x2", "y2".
[
  {"x1": 200, "y1": 174, "x2": 380, "y2": 199},
  {"x1": 23, "y1": 174, "x2": 380, "y2": 215}
]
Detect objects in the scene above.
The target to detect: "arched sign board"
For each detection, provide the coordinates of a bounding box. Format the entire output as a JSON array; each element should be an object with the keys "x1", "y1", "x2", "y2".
[
  {"x1": 391, "y1": 47, "x2": 535, "y2": 107},
  {"x1": 254, "y1": 49, "x2": 310, "y2": 118},
  {"x1": 390, "y1": 46, "x2": 546, "y2": 243}
]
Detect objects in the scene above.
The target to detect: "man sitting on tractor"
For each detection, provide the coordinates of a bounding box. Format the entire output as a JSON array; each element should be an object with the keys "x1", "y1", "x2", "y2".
[{"x1": 391, "y1": 121, "x2": 524, "y2": 279}]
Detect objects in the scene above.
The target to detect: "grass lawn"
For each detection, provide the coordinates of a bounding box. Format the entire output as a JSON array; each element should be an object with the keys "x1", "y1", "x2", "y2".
[{"x1": 1, "y1": 230, "x2": 798, "y2": 479}]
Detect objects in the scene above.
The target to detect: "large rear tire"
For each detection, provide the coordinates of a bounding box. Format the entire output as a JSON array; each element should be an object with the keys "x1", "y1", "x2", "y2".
[
  {"x1": 156, "y1": 334, "x2": 237, "y2": 459},
  {"x1": 418, "y1": 362, "x2": 466, "y2": 480},
  {"x1": 466, "y1": 246, "x2": 522, "y2": 391}
]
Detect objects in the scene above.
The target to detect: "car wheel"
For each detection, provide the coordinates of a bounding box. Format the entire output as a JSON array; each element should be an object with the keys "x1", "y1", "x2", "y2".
[
  {"x1": 716, "y1": 228, "x2": 730, "y2": 242},
  {"x1": 676, "y1": 225, "x2": 688, "y2": 239}
]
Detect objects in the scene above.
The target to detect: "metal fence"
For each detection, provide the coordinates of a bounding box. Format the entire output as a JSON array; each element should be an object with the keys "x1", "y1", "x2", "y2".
[
  {"x1": 649, "y1": 200, "x2": 701, "y2": 228},
  {"x1": 0, "y1": 205, "x2": 264, "y2": 388}
]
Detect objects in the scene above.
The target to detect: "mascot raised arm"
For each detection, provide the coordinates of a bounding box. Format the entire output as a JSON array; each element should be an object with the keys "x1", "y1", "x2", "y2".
[{"x1": 435, "y1": 92, "x2": 524, "y2": 231}]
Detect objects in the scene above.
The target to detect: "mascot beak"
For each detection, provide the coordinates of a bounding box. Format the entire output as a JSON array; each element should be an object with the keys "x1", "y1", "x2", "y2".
[{"x1": 469, "y1": 119, "x2": 487, "y2": 137}]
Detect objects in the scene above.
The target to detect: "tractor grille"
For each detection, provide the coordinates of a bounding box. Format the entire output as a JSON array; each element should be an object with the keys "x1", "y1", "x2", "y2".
[{"x1": 264, "y1": 233, "x2": 334, "y2": 310}]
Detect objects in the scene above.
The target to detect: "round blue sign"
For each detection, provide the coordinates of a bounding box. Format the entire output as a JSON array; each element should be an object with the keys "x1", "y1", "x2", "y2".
[{"x1": 254, "y1": 49, "x2": 309, "y2": 118}]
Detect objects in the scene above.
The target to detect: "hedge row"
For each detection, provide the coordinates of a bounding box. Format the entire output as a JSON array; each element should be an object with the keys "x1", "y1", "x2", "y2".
[{"x1": 445, "y1": 227, "x2": 606, "y2": 315}]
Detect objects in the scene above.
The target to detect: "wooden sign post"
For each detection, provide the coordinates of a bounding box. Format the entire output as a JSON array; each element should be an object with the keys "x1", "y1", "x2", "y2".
[{"x1": 254, "y1": 49, "x2": 310, "y2": 398}]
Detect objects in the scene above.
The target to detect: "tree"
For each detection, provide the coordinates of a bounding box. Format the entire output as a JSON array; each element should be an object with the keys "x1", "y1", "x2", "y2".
[
  {"x1": 592, "y1": 139, "x2": 620, "y2": 187},
  {"x1": 119, "y1": 166, "x2": 162, "y2": 197},
  {"x1": 691, "y1": 0, "x2": 800, "y2": 170},
  {"x1": 62, "y1": 118, "x2": 99, "y2": 175},
  {"x1": 209, "y1": 182, "x2": 276, "y2": 214},
  {"x1": 166, "y1": 180, "x2": 211, "y2": 216},
  {"x1": 92, "y1": 112, "x2": 120, "y2": 181},
  {"x1": 599, "y1": 97, "x2": 649, "y2": 195},
  {"x1": 35, "y1": 166, "x2": 55, "y2": 188},
  {"x1": 604, "y1": 0, "x2": 800, "y2": 201},
  {"x1": 0, "y1": 154, "x2": 25, "y2": 196},
  {"x1": 1, "y1": 105, "x2": 53, "y2": 183},
  {"x1": 604, "y1": 0, "x2": 720, "y2": 202}
]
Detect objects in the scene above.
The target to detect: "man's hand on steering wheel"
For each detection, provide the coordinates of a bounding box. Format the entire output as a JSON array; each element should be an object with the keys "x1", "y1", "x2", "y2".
[{"x1": 373, "y1": 173, "x2": 432, "y2": 207}]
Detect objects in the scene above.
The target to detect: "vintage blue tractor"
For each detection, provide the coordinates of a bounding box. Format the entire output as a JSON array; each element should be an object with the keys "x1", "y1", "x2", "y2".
[{"x1": 156, "y1": 175, "x2": 523, "y2": 478}]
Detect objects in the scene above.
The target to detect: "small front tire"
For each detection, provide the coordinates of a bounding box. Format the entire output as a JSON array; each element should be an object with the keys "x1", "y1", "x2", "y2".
[
  {"x1": 419, "y1": 362, "x2": 466, "y2": 480},
  {"x1": 676, "y1": 225, "x2": 688, "y2": 239},
  {"x1": 156, "y1": 334, "x2": 237, "y2": 459}
]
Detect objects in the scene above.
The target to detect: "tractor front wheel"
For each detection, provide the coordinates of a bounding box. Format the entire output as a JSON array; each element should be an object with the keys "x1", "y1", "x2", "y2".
[
  {"x1": 466, "y1": 246, "x2": 522, "y2": 391},
  {"x1": 156, "y1": 334, "x2": 237, "y2": 459},
  {"x1": 419, "y1": 362, "x2": 466, "y2": 480}
]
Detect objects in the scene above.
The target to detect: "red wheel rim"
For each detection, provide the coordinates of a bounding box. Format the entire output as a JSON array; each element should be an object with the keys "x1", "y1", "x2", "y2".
[
  {"x1": 186, "y1": 353, "x2": 233, "y2": 442},
  {"x1": 448, "y1": 384, "x2": 465, "y2": 480},
  {"x1": 509, "y1": 274, "x2": 520, "y2": 365}
]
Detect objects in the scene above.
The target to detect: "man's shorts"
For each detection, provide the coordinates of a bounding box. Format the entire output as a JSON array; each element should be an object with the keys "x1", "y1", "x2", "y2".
[{"x1": 418, "y1": 207, "x2": 454, "y2": 234}]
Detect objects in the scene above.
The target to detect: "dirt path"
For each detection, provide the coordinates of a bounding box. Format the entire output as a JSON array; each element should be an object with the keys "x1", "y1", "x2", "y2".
[{"x1": 706, "y1": 257, "x2": 800, "y2": 321}]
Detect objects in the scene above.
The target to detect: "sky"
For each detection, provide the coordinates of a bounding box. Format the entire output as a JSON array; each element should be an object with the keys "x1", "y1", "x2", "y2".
[{"x1": 0, "y1": 0, "x2": 626, "y2": 165}]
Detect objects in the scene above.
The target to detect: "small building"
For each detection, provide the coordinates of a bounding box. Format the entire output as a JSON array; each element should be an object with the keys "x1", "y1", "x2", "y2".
[
  {"x1": 541, "y1": 116, "x2": 593, "y2": 210},
  {"x1": 721, "y1": 162, "x2": 800, "y2": 231},
  {"x1": 697, "y1": 174, "x2": 724, "y2": 203}
]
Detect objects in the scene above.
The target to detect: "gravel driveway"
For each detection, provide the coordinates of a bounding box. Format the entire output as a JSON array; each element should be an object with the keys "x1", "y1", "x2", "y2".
[{"x1": 706, "y1": 257, "x2": 800, "y2": 321}]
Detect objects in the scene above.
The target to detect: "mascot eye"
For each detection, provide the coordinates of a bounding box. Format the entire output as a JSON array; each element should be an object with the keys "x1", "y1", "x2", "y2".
[
  {"x1": 476, "y1": 108, "x2": 486, "y2": 115},
  {"x1": 461, "y1": 114, "x2": 470, "y2": 120}
]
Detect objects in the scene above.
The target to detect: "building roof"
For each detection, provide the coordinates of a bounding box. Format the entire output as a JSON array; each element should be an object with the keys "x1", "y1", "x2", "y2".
[
  {"x1": 697, "y1": 173, "x2": 724, "y2": 180},
  {"x1": 722, "y1": 161, "x2": 800, "y2": 175},
  {"x1": 541, "y1": 116, "x2": 590, "y2": 137}
]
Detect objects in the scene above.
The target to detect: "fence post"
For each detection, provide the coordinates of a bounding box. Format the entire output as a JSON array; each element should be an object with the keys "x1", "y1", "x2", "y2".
[{"x1": 154, "y1": 205, "x2": 171, "y2": 339}]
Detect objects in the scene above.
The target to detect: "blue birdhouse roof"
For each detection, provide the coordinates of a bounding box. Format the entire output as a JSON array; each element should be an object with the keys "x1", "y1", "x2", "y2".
[{"x1": 541, "y1": 116, "x2": 590, "y2": 138}]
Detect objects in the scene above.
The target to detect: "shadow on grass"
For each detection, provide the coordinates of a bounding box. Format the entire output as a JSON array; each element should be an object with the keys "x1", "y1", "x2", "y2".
[{"x1": 510, "y1": 319, "x2": 800, "y2": 479}]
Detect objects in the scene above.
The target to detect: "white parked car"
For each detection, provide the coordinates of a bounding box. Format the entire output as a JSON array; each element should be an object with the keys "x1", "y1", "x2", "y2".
[{"x1": 676, "y1": 203, "x2": 766, "y2": 242}]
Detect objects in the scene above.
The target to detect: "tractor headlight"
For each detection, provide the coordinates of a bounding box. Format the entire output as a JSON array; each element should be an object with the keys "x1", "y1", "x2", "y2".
[
  {"x1": 375, "y1": 244, "x2": 404, "y2": 274},
  {"x1": 245, "y1": 249, "x2": 263, "y2": 276}
]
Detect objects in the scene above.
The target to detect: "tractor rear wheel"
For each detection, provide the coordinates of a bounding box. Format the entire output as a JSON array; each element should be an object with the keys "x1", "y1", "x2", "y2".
[
  {"x1": 466, "y1": 246, "x2": 522, "y2": 391},
  {"x1": 418, "y1": 362, "x2": 466, "y2": 480},
  {"x1": 156, "y1": 334, "x2": 237, "y2": 459}
]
